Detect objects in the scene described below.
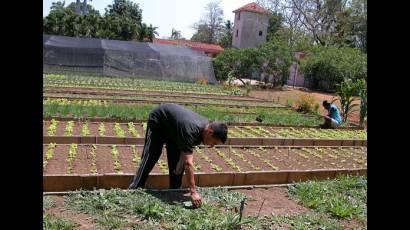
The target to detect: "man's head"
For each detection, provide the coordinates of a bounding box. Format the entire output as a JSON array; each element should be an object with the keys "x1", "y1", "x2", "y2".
[
  {"x1": 322, "y1": 100, "x2": 331, "y2": 110},
  {"x1": 202, "y1": 122, "x2": 228, "y2": 147}
]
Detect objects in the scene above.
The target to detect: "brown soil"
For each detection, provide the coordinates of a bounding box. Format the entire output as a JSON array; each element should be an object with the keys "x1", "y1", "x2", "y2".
[
  {"x1": 44, "y1": 196, "x2": 96, "y2": 229},
  {"x1": 236, "y1": 187, "x2": 310, "y2": 217},
  {"x1": 117, "y1": 145, "x2": 139, "y2": 174},
  {"x1": 44, "y1": 145, "x2": 367, "y2": 175},
  {"x1": 43, "y1": 121, "x2": 50, "y2": 136},
  {"x1": 95, "y1": 145, "x2": 115, "y2": 174},
  {"x1": 72, "y1": 146, "x2": 92, "y2": 174},
  {"x1": 201, "y1": 147, "x2": 234, "y2": 172},
  {"x1": 55, "y1": 120, "x2": 67, "y2": 136},
  {"x1": 87, "y1": 122, "x2": 99, "y2": 136},
  {"x1": 44, "y1": 145, "x2": 69, "y2": 174}
]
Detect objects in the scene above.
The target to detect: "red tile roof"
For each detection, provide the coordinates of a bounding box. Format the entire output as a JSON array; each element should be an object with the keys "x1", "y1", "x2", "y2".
[
  {"x1": 233, "y1": 2, "x2": 270, "y2": 15},
  {"x1": 153, "y1": 38, "x2": 224, "y2": 55}
]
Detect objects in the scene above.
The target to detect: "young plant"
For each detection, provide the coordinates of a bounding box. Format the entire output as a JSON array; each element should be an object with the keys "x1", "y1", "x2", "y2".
[
  {"x1": 193, "y1": 162, "x2": 202, "y2": 171},
  {"x1": 81, "y1": 122, "x2": 90, "y2": 136},
  {"x1": 111, "y1": 145, "x2": 122, "y2": 173},
  {"x1": 66, "y1": 143, "x2": 78, "y2": 174},
  {"x1": 113, "y1": 123, "x2": 125, "y2": 137},
  {"x1": 157, "y1": 160, "x2": 169, "y2": 174},
  {"x1": 47, "y1": 119, "x2": 59, "y2": 136},
  {"x1": 211, "y1": 163, "x2": 222, "y2": 172},
  {"x1": 131, "y1": 145, "x2": 140, "y2": 165},
  {"x1": 212, "y1": 147, "x2": 241, "y2": 172},
  {"x1": 127, "y1": 122, "x2": 140, "y2": 137},
  {"x1": 64, "y1": 121, "x2": 74, "y2": 136},
  {"x1": 43, "y1": 143, "x2": 57, "y2": 170},
  {"x1": 90, "y1": 144, "x2": 97, "y2": 174},
  {"x1": 98, "y1": 122, "x2": 106, "y2": 136},
  {"x1": 246, "y1": 148, "x2": 279, "y2": 170},
  {"x1": 231, "y1": 147, "x2": 260, "y2": 170}
]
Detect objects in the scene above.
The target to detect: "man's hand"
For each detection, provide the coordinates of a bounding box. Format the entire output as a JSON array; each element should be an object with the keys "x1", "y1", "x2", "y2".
[{"x1": 191, "y1": 191, "x2": 202, "y2": 207}]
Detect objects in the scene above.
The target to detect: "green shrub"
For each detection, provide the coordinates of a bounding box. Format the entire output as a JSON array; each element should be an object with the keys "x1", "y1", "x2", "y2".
[{"x1": 300, "y1": 46, "x2": 367, "y2": 92}]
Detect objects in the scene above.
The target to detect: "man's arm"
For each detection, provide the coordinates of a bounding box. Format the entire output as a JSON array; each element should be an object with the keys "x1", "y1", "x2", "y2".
[{"x1": 183, "y1": 153, "x2": 202, "y2": 207}]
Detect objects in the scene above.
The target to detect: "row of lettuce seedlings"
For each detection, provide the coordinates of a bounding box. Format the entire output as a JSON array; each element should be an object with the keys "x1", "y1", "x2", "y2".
[
  {"x1": 43, "y1": 144, "x2": 367, "y2": 175},
  {"x1": 46, "y1": 119, "x2": 366, "y2": 139}
]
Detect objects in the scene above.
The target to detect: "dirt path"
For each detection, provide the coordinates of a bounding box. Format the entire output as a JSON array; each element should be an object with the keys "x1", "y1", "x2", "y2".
[{"x1": 235, "y1": 187, "x2": 309, "y2": 217}]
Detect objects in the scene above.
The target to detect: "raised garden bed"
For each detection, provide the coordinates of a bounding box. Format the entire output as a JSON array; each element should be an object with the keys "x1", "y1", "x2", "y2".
[
  {"x1": 43, "y1": 117, "x2": 362, "y2": 129},
  {"x1": 43, "y1": 94, "x2": 286, "y2": 109},
  {"x1": 43, "y1": 86, "x2": 267, "y2": 102},
  {"x1": 43, "y1": 144, "x2": 367, "y2": 176},
  {"x1": 43, "y1": 120, "x2": 367, "y2": 146},
  {"x1": 43, "y1": 99, "x2": 326, "y2": 126},
  {"x1": 44, "y1": 74, "x2": 244, "y2": 96}
]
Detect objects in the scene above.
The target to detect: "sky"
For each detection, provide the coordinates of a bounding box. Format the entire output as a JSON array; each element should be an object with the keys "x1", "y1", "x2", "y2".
[{"x1": 43, "y1": 0, "x2": 251, "y2": 39}]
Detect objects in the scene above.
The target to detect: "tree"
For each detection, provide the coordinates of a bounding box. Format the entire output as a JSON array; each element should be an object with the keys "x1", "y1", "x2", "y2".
[
  {"x1": 191, "y1": 1, "x2": 224, "y2": 44},
  {"x1": 357, "y1": 79, "x2": 367, "y2": 127},
  {"x1": 68, "y1": 1, "x2": 98, "y2": 15},
  {"x1": 44, "y1": 0, "x2": 156, "y2": 41},
  {"x1": 217, "y1": 20, "x2": 233, "y2": 48},
  {"x1": 170, "y1": 28, "x2": 182, "y2": 40},
  {"x1": 300, "y1": 45, "x2": 367, "y2": 92},
  {"x1": 266, "y1": 12, "x2": 284, "y2": 41},
  {"x1": 346, "y1": 0, "x2": 367, "y2": 52},
  {"x1": 105, "y1": 0, "x2": 142, "y2": 24},
  {"x1": 136, "y1": 23, "x2": 158, "y2": 42},
  {"x1": 191, "y1": 23, "x2": 211, "y2": 43},
  {"x1": 257, "y1": 38, "x2": 294, "y2": 86},
  {"x1": 146, "y1": 24, "x2": 159, "y2": 42},
  {"x1": 50, "y1": 1, "x2": 66, "y2": 11},
  {"x1": 213, "y1": 38, "x2": 294, "y2": 87},
  {"x1": 257, "y1": 0, "x2": 366, "y2": 51}
]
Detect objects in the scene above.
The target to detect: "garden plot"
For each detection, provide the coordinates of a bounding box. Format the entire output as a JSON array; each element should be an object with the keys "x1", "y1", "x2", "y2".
[
  {"x1": 43, "y1": 93, "x2": 285, "y2": 109},
  {"x1": 43, "y1": 145, "x2": 367, "y2": 175},
  {"x1": 43, "y1": 99, "x2": 324, "y2": 126},
  {"x1": 44, "y1": 120, "x2": 367, "y2": 140},
  {"x1": 44, "y1": 74, "x2": 244, "y2": 96},
  {"x1": 43, "y1": 86, "x2": 266, "y2": 102},
  {"x1": 43, "y1": 176, "x2": 367, "y2": 230}
]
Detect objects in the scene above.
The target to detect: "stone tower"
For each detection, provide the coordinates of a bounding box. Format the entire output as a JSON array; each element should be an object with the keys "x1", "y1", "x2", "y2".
[{"x1": 232, "y1": 2, "x2": 270, "y2": 49}]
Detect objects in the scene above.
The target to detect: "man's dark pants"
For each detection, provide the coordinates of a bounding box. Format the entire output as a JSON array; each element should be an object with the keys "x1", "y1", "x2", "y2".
[{"x1": 129, "y1": 120, "x2": 184, "y2": 189}]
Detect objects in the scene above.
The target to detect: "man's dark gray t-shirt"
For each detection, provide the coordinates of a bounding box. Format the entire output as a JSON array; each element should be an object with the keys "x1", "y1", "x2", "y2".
[{"x1": 148, "y1": 103, "x2": 209, "y2": 153}]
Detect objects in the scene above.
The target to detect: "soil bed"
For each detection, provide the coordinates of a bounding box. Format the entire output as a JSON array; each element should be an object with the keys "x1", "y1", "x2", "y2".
[{"x1": 43, "y1": 145, "x2": 367, "y2": 175}]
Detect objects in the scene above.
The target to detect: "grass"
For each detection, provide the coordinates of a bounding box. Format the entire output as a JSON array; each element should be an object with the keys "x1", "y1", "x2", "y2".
[
  {"x1": 256, "y1": 213, "x2": 344, "y2": 230},
  {"x1": 47, "y1": 176, "x2": 366, "y2": 229},
  {"x1": 43, "y1": 214, "x2": 78, "y2": 230},
  {"x1": 66, "y1": 187, "x2": 254, "y2": 229},
  {"x1": 288, "y1": 175, "x2": 367, "y2": 221},
  {"x1": 43, "y1": 196, "x2": 55, "y2": 209}
]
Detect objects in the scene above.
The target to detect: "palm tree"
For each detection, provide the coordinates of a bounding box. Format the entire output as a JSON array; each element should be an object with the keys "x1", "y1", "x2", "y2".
[
  {"x1": 147, "y1": 24, "x2": 159, "y2": 42},
  {"x1": 50, "y1": 1, "x2": 66, "y2": 11},
  {"x1": 137, "y1": 23, "x2": 158, "y2": 42},
  {"x1": 170, "y1": 28, "x2": 182, "y2": 39}
]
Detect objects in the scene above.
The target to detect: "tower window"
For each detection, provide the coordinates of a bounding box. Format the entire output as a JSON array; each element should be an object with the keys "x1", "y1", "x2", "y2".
[
  {"x1": 259, "y1": 31, "x2": 263, "y2": 36},
  {"x1": 237, "y1": 12, "x2": 240, "y2": 20},
  {"x1": 236, "y1": 29, "x2": 239, "y2": 37}
]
